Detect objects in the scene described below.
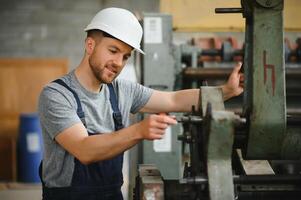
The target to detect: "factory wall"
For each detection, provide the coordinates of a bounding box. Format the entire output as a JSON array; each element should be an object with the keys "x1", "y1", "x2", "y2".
[{"x1": 0, "y1": 0, "x2": 159, "y2": 70}]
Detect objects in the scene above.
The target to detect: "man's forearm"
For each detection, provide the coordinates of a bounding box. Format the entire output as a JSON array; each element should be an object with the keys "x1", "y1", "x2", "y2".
[
  {"x1": 170, "y1": 89, "x2": 200, "y2": 112},
  {"x1": 56, "y1": 114, "x2": 176, "y2": 164},
  {"x1": 80, "y1": 124, "x2": 142, "y2": 164}
]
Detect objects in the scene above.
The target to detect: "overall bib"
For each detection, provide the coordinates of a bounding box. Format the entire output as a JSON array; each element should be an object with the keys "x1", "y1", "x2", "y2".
[{"x1": 40, "y1": 79, "x2": 124, "y2": 200}]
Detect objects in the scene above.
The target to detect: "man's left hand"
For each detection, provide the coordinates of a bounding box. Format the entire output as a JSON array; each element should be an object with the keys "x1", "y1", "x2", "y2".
[{"x1": 222, "y1": 62, "x2": 244, "y2": 100}]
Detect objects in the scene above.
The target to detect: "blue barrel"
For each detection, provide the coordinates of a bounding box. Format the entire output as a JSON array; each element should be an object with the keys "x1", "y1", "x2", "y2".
[{"x1": 17, "y1": 113, "x2": 43, "y2": 183}]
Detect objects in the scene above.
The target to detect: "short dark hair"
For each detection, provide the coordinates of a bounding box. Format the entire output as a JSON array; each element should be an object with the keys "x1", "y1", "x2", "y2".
[
  {"x1": 86, "y1": 29, "x2": 133, "y2": 51},
  {"x1": 87, "y1": 29, "x2": 117, "y2": 40}
]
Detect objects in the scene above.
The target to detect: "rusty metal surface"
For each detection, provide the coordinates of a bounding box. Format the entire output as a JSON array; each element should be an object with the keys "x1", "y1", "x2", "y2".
[
  {"x1": 206, "y1": 110, "x2": 238, "y2": 200},
  {"x1": 256, "y1": 0, "x2": 283, "y2": 8},
  {"x1": 200, "y1": 86, "x2": 225, "y2": 116},
  {"x1": 201, "y1": 86, "x2": 237, "y2": 200},
  {"x1": 137, "y1": 164, "x2": 164, "y2": 200},
  {"x1": 200, "y1": 86, "x2": 225, "y2": 117},
  {"x1": 281, "y1": 126, "x2": 301, "y2": 159},
  {"x1": 243, "y1": 0, "x2": 287, "y2": 159}
]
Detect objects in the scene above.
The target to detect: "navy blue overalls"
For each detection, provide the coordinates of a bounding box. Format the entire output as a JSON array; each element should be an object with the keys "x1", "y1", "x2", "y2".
[{"x1": 39, "y1": 79, "x2": 124, "y2": 200}]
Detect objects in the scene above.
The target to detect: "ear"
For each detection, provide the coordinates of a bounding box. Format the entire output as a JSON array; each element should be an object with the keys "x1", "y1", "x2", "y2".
[{"x1": 85, "y1": 37, "x2": 95, "y2": 55}]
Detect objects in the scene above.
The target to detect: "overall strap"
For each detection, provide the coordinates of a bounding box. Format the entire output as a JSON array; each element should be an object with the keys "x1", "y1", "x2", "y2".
[
  {"x1": 107, "y1": 83, "x2": 124, "y2": 131},
  {"x1": 53, "y1": 79, "x2": 86, "y2": 127}
]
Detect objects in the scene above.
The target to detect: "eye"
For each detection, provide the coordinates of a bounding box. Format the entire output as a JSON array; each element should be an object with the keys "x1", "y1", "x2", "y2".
[
  {"x1": 109, "y1": 49, "x2": 117, "y2": 54},
  {"x1": 123, "y1": 55, "x2": 129, "y2": 61}
]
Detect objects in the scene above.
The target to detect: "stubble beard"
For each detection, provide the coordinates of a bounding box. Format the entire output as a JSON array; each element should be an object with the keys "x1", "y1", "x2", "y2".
[{"x1": 88, "y1": 57, "x2": 115, "y2": 84}]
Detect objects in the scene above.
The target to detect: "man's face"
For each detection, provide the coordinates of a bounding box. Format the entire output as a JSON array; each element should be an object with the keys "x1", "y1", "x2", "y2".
[{"x1": 88, "y1": 36, "x2": 132, "y2": 84}]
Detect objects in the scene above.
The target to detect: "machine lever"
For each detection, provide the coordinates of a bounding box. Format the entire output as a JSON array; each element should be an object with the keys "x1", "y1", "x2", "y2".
[{"x1": 215, "y1": 8, "x2": 243, "y2": 14}]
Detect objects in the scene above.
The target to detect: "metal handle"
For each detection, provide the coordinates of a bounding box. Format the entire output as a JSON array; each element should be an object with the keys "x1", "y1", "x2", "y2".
[{"x1": 215, "y1": 8, "x2": 243, "y2": 14}]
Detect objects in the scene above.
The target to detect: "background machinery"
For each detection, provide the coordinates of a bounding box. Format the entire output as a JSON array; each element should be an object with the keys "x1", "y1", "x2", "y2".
[{"x1": 135, "y1": 0, "x2": 301, "y2": 199}]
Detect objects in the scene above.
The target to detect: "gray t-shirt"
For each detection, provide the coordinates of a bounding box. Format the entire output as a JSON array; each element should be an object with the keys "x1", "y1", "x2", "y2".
[{"x1": 38, "y1": 70, "x2": 153, "y2": 187}]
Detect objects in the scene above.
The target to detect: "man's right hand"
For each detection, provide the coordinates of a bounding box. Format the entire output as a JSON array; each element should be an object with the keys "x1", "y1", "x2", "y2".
[{"x1": 137, "y1": 114, "x2": 177, "y2": 140}]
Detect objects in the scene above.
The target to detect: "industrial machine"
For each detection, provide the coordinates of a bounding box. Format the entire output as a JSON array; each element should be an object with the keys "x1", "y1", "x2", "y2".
[{"x1": 136, "y1": 0, "x2": 301, "y2": 199}]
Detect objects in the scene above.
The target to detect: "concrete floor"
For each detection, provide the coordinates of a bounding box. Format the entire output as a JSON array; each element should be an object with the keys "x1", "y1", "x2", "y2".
[
  {"x1": 0, "y1": 184, "x2": 131, "y2": 200},
  {"x1": 0, "y1": 189, "x2": 42, "y2": 200},
  {"x1": 0, "y1": 183, "x2": 42, "y2": 200}
]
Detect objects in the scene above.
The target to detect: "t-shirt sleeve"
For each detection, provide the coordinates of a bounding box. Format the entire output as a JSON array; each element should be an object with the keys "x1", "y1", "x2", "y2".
[
  {"x1": 116, "y1": 79, "x2": 153, "y2": 114},
  {"x1": 38, "y1": 85, "x2": 81, "y2": 140}
]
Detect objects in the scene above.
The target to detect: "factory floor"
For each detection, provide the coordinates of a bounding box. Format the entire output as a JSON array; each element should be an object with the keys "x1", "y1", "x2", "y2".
[
  {"x1": 0, "y1": 183, "x2": 42, "y2": 200},
  {"x1": 0, "y1": 182, "x2": 131, "y2": 200}
]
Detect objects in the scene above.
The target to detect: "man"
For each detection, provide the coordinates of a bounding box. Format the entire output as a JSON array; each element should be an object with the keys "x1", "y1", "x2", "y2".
[{"x1": 38, "y1": 7, "x2": 243, "y2": 200}]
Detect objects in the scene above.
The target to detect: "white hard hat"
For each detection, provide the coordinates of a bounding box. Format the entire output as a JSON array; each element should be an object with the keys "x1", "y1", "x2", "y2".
[{"x1": 85, "y1": 7, "x2": 144, "y2": 54}]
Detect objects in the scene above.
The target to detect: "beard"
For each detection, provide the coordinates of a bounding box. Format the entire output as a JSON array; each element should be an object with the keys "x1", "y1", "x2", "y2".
[{"x1": 88, "y1": 55, "x2": 117, "y2": 84}]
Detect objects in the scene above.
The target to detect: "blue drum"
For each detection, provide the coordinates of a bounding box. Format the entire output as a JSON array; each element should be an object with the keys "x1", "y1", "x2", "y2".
[{"x1": 17, "y1": 113, "x2": 43, "y2": 183}]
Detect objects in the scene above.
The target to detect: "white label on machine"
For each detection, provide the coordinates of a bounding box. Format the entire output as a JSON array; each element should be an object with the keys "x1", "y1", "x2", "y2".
[
  {"x1": 144, "y1": 17, "x2": 162, "y2": 44},
  {"x1": 26, "y1": 133, "x2": 40, "y2": 153},
  {"x1": 153, "y1": 127, "x2": 171, "y2": 152}
]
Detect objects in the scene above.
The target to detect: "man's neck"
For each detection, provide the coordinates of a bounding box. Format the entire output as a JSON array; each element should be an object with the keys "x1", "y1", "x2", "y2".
[{"x1": 75, "y1": 60, "x2": 102, "y2": 93}]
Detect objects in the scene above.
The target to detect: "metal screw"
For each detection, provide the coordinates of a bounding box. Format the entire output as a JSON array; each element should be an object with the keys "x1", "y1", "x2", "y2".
[{"x1": 266, "y1": 0, "x2": 271, "y2": 6}]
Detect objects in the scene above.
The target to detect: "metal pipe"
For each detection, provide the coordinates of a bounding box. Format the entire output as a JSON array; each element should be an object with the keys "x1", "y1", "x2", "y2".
[
  {"x1": 182, "y1": 67, "x2": 301, "y2": 80},
  {"x1": 180, "y1": 175, "x2": 301, "y2": 185},
  {"x1": 215, "y1": 8, "x2": 243, "y2": 14},
  {"x1": 183, "y1": 68, "x2": 232, "y2": 79},
  {"x1": 286, "y1": 68, "x2": 301, "y2": 78},
  {"x1": 201, "y1": 49, "x2": 220, "y2": 56},
  {"x1": 287, "y1": 114, "x2": 301, "y2": 126},
  {"x1": 177, "y1": 116, "x2": 203, "y2": 123}
]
